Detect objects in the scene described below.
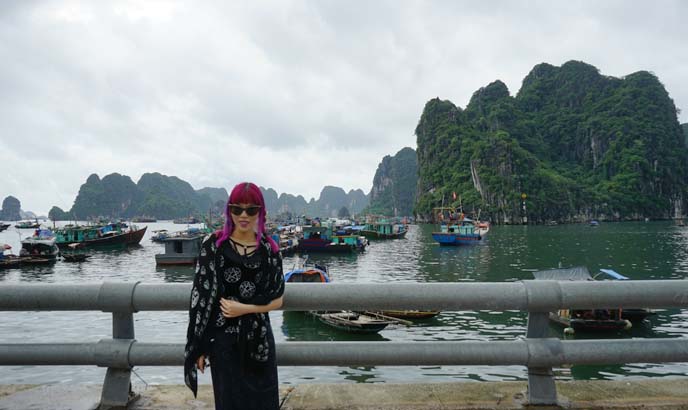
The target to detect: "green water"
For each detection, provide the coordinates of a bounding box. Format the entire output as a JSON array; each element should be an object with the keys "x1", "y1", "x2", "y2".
[{"x1": 1, "y1": 221, "x2": 686, "y2": 384}]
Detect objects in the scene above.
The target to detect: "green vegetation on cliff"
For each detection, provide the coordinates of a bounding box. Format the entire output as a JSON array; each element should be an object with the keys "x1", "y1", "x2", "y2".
[
  {"x1": 416, "y1": 61, "x2": 687, "y2": 222},
  {"x1": 55, "y1": 172, "x2": 368, "y2": 220}
]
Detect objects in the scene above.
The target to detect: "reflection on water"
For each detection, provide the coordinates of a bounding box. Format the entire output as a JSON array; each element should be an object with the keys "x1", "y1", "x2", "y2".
[{"x1": 1, "y1": 221, "x2": 687, "y2": 384}]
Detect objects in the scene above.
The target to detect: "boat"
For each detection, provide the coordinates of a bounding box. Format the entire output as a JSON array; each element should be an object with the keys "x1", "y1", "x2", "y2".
[
  {"x1": 379, "y1": 310, "x2": 440, "y2": 319},
  {"x1": 15, "y1": 220, "x2": 40, "y2": 229},
  {"x1": 19, "y1": 229, "x2": 59, "y2": 264},
  {"x1": 313, "y1": 311, "x2": 400, "y2": 334},
  {"x1": 53, "y1": 223, "x2": 147, "y2": 249},
  {"x1": 432, "y1": 217, "x2": 488, "y2": 245},
  {"x1": 0, "y1": 223, "x2": 10, "y2": 232},
  {"x1": 532, "y1": 267, "x2": 653, "y2": 333},
  {"x1": 271, "y1": 225, "x2": 301, "y2": 256},
  {"x1": 155, "y1": 233, "x2": 204, "y2": 265},
  {"x1": 361, "y1": 218, "x2": 408, "y2": 239},
  {"x1": 0, "y1": 244, "x2": 21, "y2": 269},
  {"x1": 132, "y1": 217, "x2": 157, "y2": 223},
  {"x1": 173, "y1": 216, "x2": 200, "y2": 224},
  {"x1": 431, "y1": 207, "x2": 489, "y2": 246},
  {"x1": 589, "y1": 220, "x2": 600, "y2": 226},
  {"x1": 284, "y1": 260, "x2": 406, "y2": 333},
  {"x1": 284, "y1": 260, "x2": 331, "y2": 283},
  {"x1": 61, "y1": 243, "x2": 91, "y2": 262},
  {"x1": 297, "y1": 224, "x2": 367, "y2": 253},
  {"x1": 151, "y1": 229, "x2": 170, "y2": 243}
]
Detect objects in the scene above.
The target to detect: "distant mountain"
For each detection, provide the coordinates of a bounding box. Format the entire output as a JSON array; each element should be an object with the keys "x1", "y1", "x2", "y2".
[
  {"x1": 366, "y1": 147, "x2": 417, "y2": 216},
  {"x1": 260, "y1": 186, "x2": 368, "y2": 218},
  {"x1": 416, "y1": 60, "x2": 688, "y2": 223},
  {"x1": 0, "y1": 196, "x2": 21, "y2": 221},
  {"x1": 1, "y1": 196, "x2": 44, "y2": 220},
  {"x1": 52, "y1": 172, "x2": 368, "y2": 220}
]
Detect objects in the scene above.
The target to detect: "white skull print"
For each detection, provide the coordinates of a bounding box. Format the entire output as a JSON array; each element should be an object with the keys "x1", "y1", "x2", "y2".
[{"x1": 190, "y1": 288, "x2": 199, "y2": 308}]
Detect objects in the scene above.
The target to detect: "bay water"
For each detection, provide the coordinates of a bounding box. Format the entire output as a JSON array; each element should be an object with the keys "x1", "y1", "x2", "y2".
[{"x1": 1, "y1": 221, "x2": 686, "y2": 386}]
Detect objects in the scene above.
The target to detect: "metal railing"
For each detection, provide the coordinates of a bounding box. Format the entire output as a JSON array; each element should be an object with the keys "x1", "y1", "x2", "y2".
[{"x1": 1, "y1": 280, "x2": 688, "y2": 409}]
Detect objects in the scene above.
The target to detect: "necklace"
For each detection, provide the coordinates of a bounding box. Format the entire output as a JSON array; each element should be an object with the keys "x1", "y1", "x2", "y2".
[{"x1": 228, "y1": 237, "x2": 257, "y2": 256}]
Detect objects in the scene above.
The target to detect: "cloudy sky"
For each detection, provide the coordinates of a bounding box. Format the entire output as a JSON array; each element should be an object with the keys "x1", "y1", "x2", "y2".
[{"x1": 1, "y1": 1, "x2": 687, "y2": 215}]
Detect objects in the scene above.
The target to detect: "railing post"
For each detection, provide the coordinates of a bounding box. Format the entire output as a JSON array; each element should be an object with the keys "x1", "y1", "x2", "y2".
[
  {"x1": 98, "y1": 282, "x2": 139, "y2": 410},
  {"x1": 526, "y1": 312, "x2": 558, "y2": 405}
]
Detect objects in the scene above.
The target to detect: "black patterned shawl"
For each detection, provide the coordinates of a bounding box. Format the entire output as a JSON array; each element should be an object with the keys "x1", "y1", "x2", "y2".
[{"x1": 184, "y1": 233, "x2": 285, "y2": 397}]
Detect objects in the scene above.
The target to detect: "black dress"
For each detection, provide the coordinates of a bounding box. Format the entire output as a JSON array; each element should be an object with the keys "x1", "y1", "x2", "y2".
[{"x1": 184, "y1": 234, "x2": 284, "y2": 410}]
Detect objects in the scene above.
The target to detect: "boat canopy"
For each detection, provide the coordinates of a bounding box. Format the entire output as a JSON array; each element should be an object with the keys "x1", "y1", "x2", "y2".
[
  {"x1": 284, "y1": 268, "x2": 330, "y2": 283},
  {"x1": 532, "y1": 266, "x2": 592, "y2": 281}
]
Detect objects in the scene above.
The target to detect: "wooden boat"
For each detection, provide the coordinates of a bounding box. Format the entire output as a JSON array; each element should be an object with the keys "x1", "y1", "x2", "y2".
[
  {"x1": 54, "y1": 223, "x2": 147, "y2": 249},
  {"x1": 150, "y1": 229, "x2": 170, "y2": 243},
  {"x1": 380, "y1": 310, "x2": 440, "y2": 319},
  {"x1": 361, "y1": 220, "x2": 408, "y2": 240},
  {"x1": 173, "y1": 216, "x2": 200, "y2": 224},
  {"x1": 297, "y1": 225, "x2": 366, "y2": 253},
  {"x1": 431, "y1": 207, "x2": 489, "y2": 246},
  {"x1": 432, "y1": 218, "x2": 487, "y2": 245},
  {"x1": 533, "y1": 267, "x2": 653, "y2": 333},
  {"x1": 313, "y1": 311, "x2": 396, "y2": 334},
  {"x1": 132, "y1": 217, "x2": 157, "y2": 223},
  {"x1": 285, "y1": 261, "x2": 406, "y2": 334},
  {"x1": 15, "y1": 220, "x2": 40, "y2": 229},
  {"x1": 0, "y1": 244, "x2": 21, "y2": 269},
  {"x1": 61, "y1": 243, "x2": 91, "y2": 262},
  {"x1": 0, "y1": 256, "x2": 21, "y2": 269},
  {"x1": 62, "y1": 253, "x2": 90, "y2": 262},
  {"x1": 19, "y1": 229, "x2": 59, "y2": 263}
]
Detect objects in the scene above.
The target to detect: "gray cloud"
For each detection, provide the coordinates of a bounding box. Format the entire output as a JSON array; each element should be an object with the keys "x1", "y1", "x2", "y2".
[{"x1": 1, "y1": 0, "x2": 687, "y2": 214}]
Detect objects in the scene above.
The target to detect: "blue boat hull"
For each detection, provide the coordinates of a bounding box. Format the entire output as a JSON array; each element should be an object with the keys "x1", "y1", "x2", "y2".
[{"x1": 432, "y1": 232, "x2": 483, "y2": 246}]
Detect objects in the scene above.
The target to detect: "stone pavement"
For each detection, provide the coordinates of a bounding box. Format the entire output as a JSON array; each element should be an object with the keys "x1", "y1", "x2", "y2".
[{"x1": 1, "y1": 378, "x2": 688, "y2": 409}]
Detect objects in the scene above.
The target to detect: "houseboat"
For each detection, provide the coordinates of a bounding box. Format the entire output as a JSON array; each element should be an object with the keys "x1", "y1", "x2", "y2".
[{"x1": 155, "y1": 235, "x2": 203, "y2": 265}]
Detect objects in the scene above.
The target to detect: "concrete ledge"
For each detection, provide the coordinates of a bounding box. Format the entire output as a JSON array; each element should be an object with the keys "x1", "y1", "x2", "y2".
[{"x1": 0, "y1": 379, "x2": 686, "y2": 410}]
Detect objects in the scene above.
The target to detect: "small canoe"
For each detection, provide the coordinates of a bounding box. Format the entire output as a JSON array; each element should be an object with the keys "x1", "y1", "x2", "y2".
[
  {"x1": 380, "y1": 310, "x2": 440, "y2": 319},
  {"x1": 62, "y1": 254, "x2": 91, "y2": 262}
]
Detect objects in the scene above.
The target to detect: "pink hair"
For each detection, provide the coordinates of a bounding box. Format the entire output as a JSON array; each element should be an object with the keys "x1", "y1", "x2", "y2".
[{"x1": 215, "y1": 182, "x2": 279, "y2": 253}]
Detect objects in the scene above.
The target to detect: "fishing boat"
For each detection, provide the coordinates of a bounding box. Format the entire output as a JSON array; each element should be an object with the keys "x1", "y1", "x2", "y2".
[
  {"x1": 532, "y1": 267, "x2": 653, "y2": 333},
  {"x1": 132, "y1": 216, "x2": 157, "y2": 223},
  {"x1": 151, "y1": 229, "x2": 170, "y2": 243},
  {"x1": 361, "y1": 219, "x2": 408, "y2": 239},
  {"x1": 297, "y1": 224, "x2": 366, "y2": 253},
  {"x1": 431, "y1": 207, "x2": 489, "y2": 246},
  {"x1": 432, "y1": 217, "x2": 488, "y2": 245},
  {"x1": 173, "y1": 216, "x2": 200, "y2": 224},
  {"x1": 271, "y1": 225, "x2": 301, "y2": 256},
  {"x1": 15, "y1": 220, "x2": 40, "y2": 229},
  {"x1": 54, "y1": 222, "x2": 147, "y2": 249},
  {"x1": 20, "y1": 229, "x2": 59, "y2": 264}
]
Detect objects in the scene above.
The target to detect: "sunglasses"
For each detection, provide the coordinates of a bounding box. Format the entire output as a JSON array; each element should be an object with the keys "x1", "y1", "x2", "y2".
[{"x1": 228, "y1": 204, "x2": 261, "y2": 217}]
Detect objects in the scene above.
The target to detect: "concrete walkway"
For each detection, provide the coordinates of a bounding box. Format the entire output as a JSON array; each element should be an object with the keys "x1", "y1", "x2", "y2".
[{"x1": 1, "y1": 379, "x2": 687, "y2": 409}]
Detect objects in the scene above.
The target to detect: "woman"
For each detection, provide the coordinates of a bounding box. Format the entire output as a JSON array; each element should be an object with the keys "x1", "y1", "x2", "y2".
[{"x1": 184, "y1": 182, "x2": 285, "y2": 410}]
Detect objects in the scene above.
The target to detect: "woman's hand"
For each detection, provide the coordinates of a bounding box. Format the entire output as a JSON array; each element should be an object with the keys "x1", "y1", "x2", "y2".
[
  {"x1": 220, "y1": 298, "x2": 252, "y2": 318},
  {"x1": 196, "y1": 355, "x2": 206, "y2": 373}
]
